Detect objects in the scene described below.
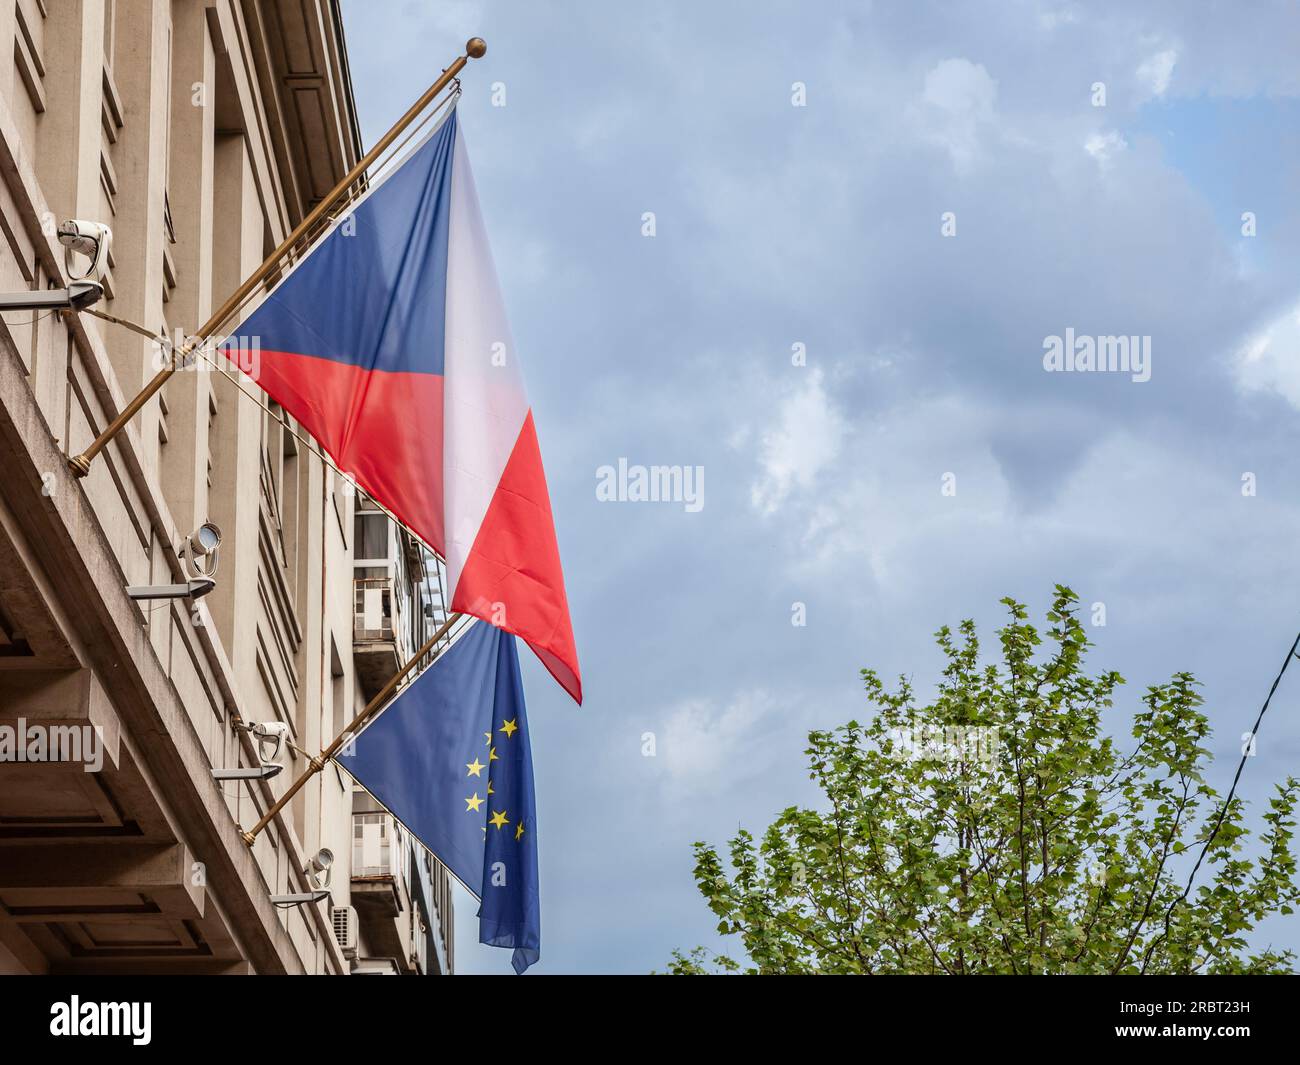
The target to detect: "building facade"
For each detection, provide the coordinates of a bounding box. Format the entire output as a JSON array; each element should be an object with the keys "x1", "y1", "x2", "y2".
[{"x1": 0, "y1": 0, "x2": 453, "y2": 974}]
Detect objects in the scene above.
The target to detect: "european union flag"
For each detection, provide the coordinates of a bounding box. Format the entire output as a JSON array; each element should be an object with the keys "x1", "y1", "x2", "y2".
[{"x1": 337, "y1": 621, "x2": 540, "y2": 973}]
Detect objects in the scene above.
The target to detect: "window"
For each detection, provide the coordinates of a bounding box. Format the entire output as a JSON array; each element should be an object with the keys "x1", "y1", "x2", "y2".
[
  {"x1": 353, "y1": 813, "x2": 392, "y2": 875},
  {"x1": 353, "y1": 512, "x2": 388, "y2": 561}
]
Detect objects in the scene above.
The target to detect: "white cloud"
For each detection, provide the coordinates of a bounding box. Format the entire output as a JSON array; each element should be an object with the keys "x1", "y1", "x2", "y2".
[
  {"x1": 1234, "y1": 303, "x2": 1300, "y2": 407},
  {"x1": 915, "y1": 58, "x2": 999, "y2": 171},
  {"x1": 785, "y1": 393, "x2": 1013, "y2": 584},
  {"x1": 1038, "y1": 7, "x2": 1080, "y2": 31},
  {"x1": 1137, "y1": 48, "x2": 1178, "y2": 98},
  {"x1": 749, "y1": 368, "x2": 846, "y2": 516},
  {"x1": 656, "y1": 690, "x2": 779, "y2": 790},
  {"x1": 922, "y1": 57, "x2": 998, "y2": 116},
  {"x1": 1084, "y1": 129, "x2": 1128, "y2": 168}
]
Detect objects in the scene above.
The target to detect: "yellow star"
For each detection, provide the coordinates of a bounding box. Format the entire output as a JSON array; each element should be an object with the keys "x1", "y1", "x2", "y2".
[
  {"x1": 484, "y1": 731, "x2": 492, "y2": 746},
  {"x1": 488, "y1": 746, "x2": 498, "y2": 762},
  {"x1": 465, "y1": 793, "x2": 484, "y2": 813},
  {"x1": 487, "y1": 781, "x2": 495, "y2": 796},
  {"x1": 499, "y1": 718, "x2": 519, "y2": 738},
  {"x1": 514, "y1": 820, "x2": 525, "y2": 841},
  {"x1": 465, "y1": 758, "x2": 485, "y2": 777},
  {"x1": 489, "y1": 809, "x2": 509, "y2": 830}
]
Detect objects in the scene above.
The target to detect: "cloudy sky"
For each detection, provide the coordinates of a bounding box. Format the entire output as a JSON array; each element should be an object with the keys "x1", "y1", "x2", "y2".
[{"x1": 339, "y1": 0, "x2": 1300, "y2": 973}]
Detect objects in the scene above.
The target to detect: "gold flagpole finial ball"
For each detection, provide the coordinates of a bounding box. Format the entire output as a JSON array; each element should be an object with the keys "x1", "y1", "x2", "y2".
[{"x1": 466, "y1": 38, "x2": 487, "y2": 59}]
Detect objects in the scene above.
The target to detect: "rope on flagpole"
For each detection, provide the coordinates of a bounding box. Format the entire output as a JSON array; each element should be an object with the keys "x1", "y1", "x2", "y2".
[{"x1": 68, "y1": 37, "x2": 487, "y2": 479}]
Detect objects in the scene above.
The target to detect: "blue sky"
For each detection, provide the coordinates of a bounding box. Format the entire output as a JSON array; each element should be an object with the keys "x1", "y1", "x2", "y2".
[{"x1": 340, "y1": 0, "x2": 1300, "y2": 973}]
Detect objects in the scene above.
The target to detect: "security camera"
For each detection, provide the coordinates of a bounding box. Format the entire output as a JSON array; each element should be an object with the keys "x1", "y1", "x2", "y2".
[
  {"x1": 211, "y1": 720, "x2": 288, "y2": 782},
  {"x1": 247, "y1": 721, "x2": 288, "y2": 766},
  {"x1": 1, "y1": 219, "x2": 109, "y2": 314},
  {"x1": 57, "y1": 219, "x2": 112, "y2": 283},
  {"x1": 179, "y1": 521, "x2": 222, "y2": 579},
  {"x1": 306, "y1": 848, "x2": 334, "y2": 890},
  {"x1": 186, "y1": 522, "x2": 222, "y2": 557}
]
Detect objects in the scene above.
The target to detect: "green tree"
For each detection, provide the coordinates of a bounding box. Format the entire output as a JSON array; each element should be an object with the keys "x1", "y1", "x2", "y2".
[{"x1": 667, "y1": 587, "x2": 1300, "y2": 974}]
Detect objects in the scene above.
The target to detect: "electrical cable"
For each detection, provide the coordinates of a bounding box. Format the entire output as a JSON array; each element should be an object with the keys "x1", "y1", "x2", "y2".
[
  {"x1": 1140, "y1": 627, "x2": 1300, "y2": 970},
  {"x1": 0, "y1": 308, "x2": 58, "y2": 326}
]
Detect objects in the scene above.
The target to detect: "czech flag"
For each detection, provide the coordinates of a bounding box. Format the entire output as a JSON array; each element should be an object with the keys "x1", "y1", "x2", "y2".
[{"x1": 227, "y1": 108, "x2": 581, "y2": 702}]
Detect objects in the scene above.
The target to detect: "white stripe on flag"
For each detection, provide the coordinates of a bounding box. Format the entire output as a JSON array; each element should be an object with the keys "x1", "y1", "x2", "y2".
[{"x1": 442, "y1": 122, "x2": 531, "y2": 599}]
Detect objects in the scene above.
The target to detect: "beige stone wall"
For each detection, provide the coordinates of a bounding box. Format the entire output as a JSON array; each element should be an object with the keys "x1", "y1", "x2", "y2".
[{"x1": 0, "y1": 1, "x2": 451, "y2": 974}]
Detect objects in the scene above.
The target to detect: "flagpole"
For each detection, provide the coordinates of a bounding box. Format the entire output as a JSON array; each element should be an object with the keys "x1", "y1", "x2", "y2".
[
  {"x1": 68, "y1": 37, "x2": 488, "y2": 478},
  {"x1": 240, "y1": 612, "x2": 463, "y2": 847}
]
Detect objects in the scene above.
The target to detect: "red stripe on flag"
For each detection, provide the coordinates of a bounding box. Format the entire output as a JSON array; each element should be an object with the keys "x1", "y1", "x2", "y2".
[
  {"x1": 451, "y1": 410, "x2": 582, "y2": 704},
  {"x1": 252, "y1": 349, "x2": 445, "y2": 551}
]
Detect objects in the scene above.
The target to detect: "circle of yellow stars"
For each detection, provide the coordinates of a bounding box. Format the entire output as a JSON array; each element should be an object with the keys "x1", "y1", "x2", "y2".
[{"x1": 464, "y1": 718, "x2": 525, "y2": 841}]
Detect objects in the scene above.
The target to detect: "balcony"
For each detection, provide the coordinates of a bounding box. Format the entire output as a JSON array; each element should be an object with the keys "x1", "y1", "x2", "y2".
[
  {"x1": 351, "y1": 807, "x2": 414, "y2": 972},
  {"x1": 352, "y1": 577, "x2": 400, "y2": 700}
]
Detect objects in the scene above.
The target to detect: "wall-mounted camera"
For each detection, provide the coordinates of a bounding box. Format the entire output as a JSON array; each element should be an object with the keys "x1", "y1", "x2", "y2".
[
  {"x1": 57, "y1": 219, "x2": 112, "y2": 283},
  {"x1": 213, "y1": 719, "x2": 288, "y2": 782},
  {"x1": 126, "y1": 523, "x2": 222, "y2": 602},
  {"x1": 0, "y1": 218, "x2": 113, "y2": 314},
  {"x1": 271, "y1": 849, "x2": 334, "y2": 907},
  {"x1": 247, "y1": 721, "x2": 288, "y2": 769},
  {"x1": 179, "y1": 521, "x2": 222, "y2": 580},
  {"x1": 306, "y1": 848, "x2": 334, "y2": 890}
]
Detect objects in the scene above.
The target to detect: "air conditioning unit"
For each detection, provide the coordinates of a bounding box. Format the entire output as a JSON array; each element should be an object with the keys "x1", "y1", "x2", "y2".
[{"x1": 332, "y1": 905, "x2": 358, "y2": 959}]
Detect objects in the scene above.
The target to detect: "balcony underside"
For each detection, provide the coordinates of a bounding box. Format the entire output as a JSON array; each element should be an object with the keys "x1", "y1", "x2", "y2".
[
  {"x1": 351, "y1": 874, "x2": 416, "y2": 973},
  {"x1": 353, "y1": 640, "x2": 400, "y2": 701}
]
